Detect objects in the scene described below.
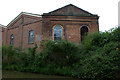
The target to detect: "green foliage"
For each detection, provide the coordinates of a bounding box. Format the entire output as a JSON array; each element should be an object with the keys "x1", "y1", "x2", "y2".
[
  {"x1": 2, "y1": 26, "x2": 120, "y2": 79},
  {"x1": 82, "y1": 31, "x2": 111, "y2": 50},
  {"x1": 76, "y1": 27, "x2": 120, "y2": 79},
  {"x1": 111, "y1": 26, "x2": 120, "y2": 42},
  {"x1": 40, "y1": 39, "x2": 79, "y2": 66},
  {"x1": 28, "y1": 44, "x2": 38, "y2": 56},
  {"x1": 55, "y1": 66, "x2": 72, "y2": 76},
  {"x1": 2, "y1": 45, "x2": 20, "y2": 65},
  {"x1": 80, "y1": 42, "x2": 119, "y2": 79}
]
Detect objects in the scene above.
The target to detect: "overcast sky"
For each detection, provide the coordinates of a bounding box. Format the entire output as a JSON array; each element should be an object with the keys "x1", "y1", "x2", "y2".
[{"x1": 0, "y1": 0, "x2": 119, "y2": 31}]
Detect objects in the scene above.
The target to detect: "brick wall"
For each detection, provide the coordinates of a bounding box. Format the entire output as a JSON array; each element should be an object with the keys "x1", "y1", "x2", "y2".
[
  {"x1": 5, "y1": 14, "x2": 42, "y2": 50},
  {"x1": 4, "y1": 14, "x2": 98, "y2": 50},
  {"x1": 3, "y1": 5, "x2": 99, "y2": 50},
  {"x1": 42, "y1": 15, "x2": 99, "y2": 44},
  {"x1": 22, "y1": 21, "x2": 42, "y2": 50}
]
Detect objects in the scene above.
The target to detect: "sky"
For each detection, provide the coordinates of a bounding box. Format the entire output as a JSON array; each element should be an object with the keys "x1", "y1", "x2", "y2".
[{"x1": 0, "y1": 0, "x2": 119, "y2": 31}]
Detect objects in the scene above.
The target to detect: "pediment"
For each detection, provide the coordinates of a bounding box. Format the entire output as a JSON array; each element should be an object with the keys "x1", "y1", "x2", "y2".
[{"x1": 43, "y1": 4, "x2": 95, "y2": 16}]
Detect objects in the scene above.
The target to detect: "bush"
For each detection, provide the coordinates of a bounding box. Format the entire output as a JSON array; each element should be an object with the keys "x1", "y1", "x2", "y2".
[
  {"x1": 2, "y1": 45, "x2": 20, "y2": 65},
  {"x1": 111, "y1": 26, "x2": 120, "y2": 42},
  {"x1": 40, "y1": 39, "x2": 79, "y2": 66},
  {"x1": 82, "y1": 31, "x2": 111, "y2": 50},
  {"x1": 2, "y1": 26, "x2": 120, "y2": 79},
  {"x1": 72, "y1": 42, "x2": 120, "y2": 79},
  {"x1": 75, "y1": 27, "x2": 120, "y2": 79}
]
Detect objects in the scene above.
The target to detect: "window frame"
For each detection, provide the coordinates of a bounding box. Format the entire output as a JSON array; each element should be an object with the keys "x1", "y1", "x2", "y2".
[
  {"x1": 10, "y1": 34, "x2": 14, "y2": 45},
  {"x1": 29, "y1": 30, "x2": 34, "y2": 44},
  {"x1": 53, "y1": 25, "x2": 63, "y2": 41}
]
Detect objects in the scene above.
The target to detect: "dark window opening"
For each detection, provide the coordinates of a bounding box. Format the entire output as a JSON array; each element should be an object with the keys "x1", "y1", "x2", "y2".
[
  {"x1": 10, "y1": 34, "x2": 14, "y2": 45},
  {"x1": 81, "y1": 26, "x2": 88, "y2": 41}
]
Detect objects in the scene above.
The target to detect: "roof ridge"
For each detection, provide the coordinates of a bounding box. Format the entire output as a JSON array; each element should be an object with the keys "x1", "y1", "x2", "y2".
[
  {"x1": 69, "y1": 4, "x2": 94, "y2": 15},
  {"x1": 47, "y1": 4, "x2": 72, "y2": 14},
  {"x1": 21, "y1": 12, "x2": 41, "y2": 17}
]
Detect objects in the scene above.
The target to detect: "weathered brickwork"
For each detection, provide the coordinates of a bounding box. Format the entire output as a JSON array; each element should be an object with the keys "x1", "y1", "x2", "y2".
[
  {"x1": 42, "y1": 15, "x2": 99, "y2": 44},
  {"x1": 22, "y1": 21, "x2": 42, "y2": 50},
  {"x1": 1, "y1": 4, "x2": 99, "y2": 50}
]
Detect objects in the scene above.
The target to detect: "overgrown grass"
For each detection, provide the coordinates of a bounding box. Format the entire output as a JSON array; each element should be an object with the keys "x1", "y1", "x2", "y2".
[{"x1": 2, "y1": 27, "x2": 120, "y2": 79}]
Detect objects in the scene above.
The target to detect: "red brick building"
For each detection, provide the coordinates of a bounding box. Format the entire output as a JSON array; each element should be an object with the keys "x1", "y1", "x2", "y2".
[{"x1": 1, "y1": 4, "x2": 99, "y2": 50}]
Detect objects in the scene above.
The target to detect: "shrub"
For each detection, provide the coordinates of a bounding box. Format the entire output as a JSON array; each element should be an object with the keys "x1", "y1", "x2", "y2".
[
  {"x1": 82, "y1": 31, "x2": 111, "y2": 50},
  {"x1": 2, "y1": 45, "x2": 19, "y2": 65},
  {"x1": 40, "y1": 39, "x2": 79, "y2": 66},
  {"x1": 111, "y1": 26, "x2": 120, "y2": 42},
  {"x1": 2, "y1": 26, "x2": 120, "y2": 79},
  {"x1": 55, "y1": 66, "x2": 72, "y2": 76}
]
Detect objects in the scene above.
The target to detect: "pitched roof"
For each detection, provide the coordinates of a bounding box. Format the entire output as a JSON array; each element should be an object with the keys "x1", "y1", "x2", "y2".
[
  {"x1": 7, "y1": 12, "x2": 41, "y2": 27},
  {"x1": 43, "y1": 4, "x2": 98, "y2": 17}
]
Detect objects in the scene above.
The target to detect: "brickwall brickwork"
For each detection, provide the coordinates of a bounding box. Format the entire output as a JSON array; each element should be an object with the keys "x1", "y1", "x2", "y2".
[{"x1": 1, "y1": 4, "x2": 99, "y2": 50}]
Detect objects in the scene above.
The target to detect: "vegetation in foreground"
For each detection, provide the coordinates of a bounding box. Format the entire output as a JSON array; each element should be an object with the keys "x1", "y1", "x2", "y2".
[{"x1": 2, "y1": 27, "x2": 120, "y2": 79}]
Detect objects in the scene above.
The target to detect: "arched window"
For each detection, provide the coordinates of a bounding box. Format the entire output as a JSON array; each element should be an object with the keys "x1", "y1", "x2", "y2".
[
  {"x1": 81, "y1": 26, "x2": 88, "y2": 41},
  {"x1": 10, "y1": 34, "x2": 14, "y2": 45},
  {"x1": 53, "y1": 25, "x2": 62, "y2": 41},
  {"x1": 29, "y1": 30, "x2": 34, "y2": 43}
]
